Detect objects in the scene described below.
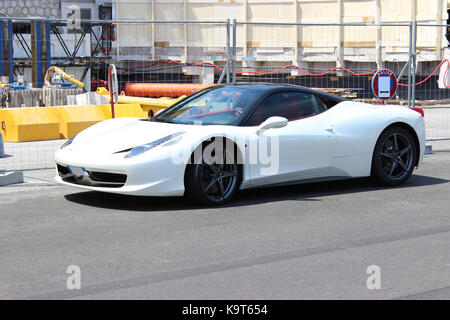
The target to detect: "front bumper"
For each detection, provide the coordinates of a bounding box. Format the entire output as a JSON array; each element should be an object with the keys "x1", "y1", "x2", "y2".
[
  {"x1": 56, "y1": 163, "x2": 127, "y2": 188},
  {"x1": 54, "y1": 148, "x2": 186, "y2": 197}
]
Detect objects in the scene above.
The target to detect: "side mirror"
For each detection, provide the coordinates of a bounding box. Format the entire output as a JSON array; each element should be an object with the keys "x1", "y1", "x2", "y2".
[{"x1": 256, "y1": 116, "x2": 288, "y2": 135}]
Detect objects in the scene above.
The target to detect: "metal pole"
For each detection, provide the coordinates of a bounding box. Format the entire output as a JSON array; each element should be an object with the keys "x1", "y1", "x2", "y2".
[
  {"x1": 0, "y1": 20, "x2": 4, "y2": 78},
  {"x1": 45, "y1": 20, "x2": 51, "y2": 72},
  {"x1": 217, "y1": 60, "x2": 228, "y2": 85},
  {"x1": 108, "y1": 64, "x2": 118, "y2": 119},
  {"x1": 108, "y1": 66, "x2": 115, "y2": 119},
  {"x1": 397, "y1": 61, "x2": 409, "y2": 83},
  {"x1": 232, "y1": 19, "x2": 236, "y2": 84},
  {"x1": 407, "y1": 22, "x2": 412, "y2": 108},
  {"x1": 7, "y1": 19, "x2": 13, "y2": 84},
  {"x1": 411, "y1": 21, "x2": 417, "y2": 108},
  {"x1": 226, "y1": 19, "x2": 230, "y2": 84},
  {"x1": 183, "y1": 0, "x2": 187, "y2": 61},
  {"x1": 35, "y1": 20, "x2": 43, "y2": 88}
]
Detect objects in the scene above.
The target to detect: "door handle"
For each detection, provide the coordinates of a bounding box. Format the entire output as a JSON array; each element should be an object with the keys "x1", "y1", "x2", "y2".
[{"x1": 326, "y1": 126, "x2": 335, "y2": 133}]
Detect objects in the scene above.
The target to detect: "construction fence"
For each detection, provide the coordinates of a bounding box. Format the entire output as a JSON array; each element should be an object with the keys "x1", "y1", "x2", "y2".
[{"x1": 1, "y1": 18, "x2": 450, "y2": 171}]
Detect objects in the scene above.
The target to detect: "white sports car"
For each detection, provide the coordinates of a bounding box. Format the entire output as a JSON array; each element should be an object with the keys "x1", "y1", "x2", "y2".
[{"x1": 55, "y1": 84, "x2": 425, "y2": 205}]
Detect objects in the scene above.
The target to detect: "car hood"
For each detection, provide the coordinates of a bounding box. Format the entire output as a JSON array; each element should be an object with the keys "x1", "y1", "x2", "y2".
[{"x1": 70, "y1": 118, "x2": 197, "y2": 154}]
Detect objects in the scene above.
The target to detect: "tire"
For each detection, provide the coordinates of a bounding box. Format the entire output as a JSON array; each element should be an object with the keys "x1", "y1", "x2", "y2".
[
  {"x1": 371, "y1": 126, "x2": 418, "y2": 186},
  {"x1": 185, "y1": 140, "x2": 241, "y2": 205}
]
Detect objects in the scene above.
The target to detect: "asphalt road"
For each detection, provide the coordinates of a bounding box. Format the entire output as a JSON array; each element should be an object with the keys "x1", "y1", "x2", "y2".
[{"x1": 1, "y1": 150, "x2": 450, "y2": 300}]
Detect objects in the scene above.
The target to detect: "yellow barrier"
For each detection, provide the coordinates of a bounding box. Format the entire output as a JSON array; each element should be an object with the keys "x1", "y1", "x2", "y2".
[
  {"x1": 0, "y1": 103, "x2": 144, "y2": 142},
  {"x1": 0, "y1": 107, "x2": 61, "y2": 142},
  {"x1": 96, "y1": 87, "x2": 183, "y2": 116},
  {"x1": 0, "y1": 87, "x2": 183, "y2": 142},
  {"x1": 116, "y1": 95, "x2": 184, "y2": 117},
  {"x1": 62, "y1": 104, "x2": 147, "y2": 139}
]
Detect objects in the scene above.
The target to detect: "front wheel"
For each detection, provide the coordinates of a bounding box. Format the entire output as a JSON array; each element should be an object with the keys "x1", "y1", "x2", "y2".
[
  {"x1": 185, "y1": 142, "x2": 241, "y2": 205},
  {"x1": 371, "y1": 126, "x2": 418, "y2": 186}
]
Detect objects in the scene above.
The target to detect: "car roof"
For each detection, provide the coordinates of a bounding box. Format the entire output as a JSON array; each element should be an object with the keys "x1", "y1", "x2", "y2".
[
  {"x1": 212, "y1": 83, "x2": 346, "y2": 101},
  {"x1": 214, "y1": 82, "x2": 303, "y2": 92}
]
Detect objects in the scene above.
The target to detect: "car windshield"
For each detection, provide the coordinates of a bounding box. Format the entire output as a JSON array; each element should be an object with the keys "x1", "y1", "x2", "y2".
[{"x1": 150, "y1": 86, "x2": 260, "y2": 125}]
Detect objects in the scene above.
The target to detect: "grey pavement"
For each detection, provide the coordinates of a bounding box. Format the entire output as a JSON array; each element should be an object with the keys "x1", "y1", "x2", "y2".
[
  {"x1": 0, "y1": 139, "x2": 65, "y2": 171},
  {"x1": 0, "y1": 149, "x2": 449, "y2": 299}
]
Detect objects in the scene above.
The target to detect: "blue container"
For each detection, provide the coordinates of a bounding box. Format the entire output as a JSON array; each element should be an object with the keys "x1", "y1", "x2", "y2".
[
  {"x1": 10, "y1": 85, "x2": 27, "y2": 90},
  {"x1": 60, "y1": 82, "x2": 77, "y2": 88}
]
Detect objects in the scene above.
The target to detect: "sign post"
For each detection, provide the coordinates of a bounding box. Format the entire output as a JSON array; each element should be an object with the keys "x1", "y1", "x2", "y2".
[
  {"x1": 371, "y1": 68, "x2": 398, "y2": 102},
  {"x1": 108, "y1": 64, "x2": 118, "y2": 118}
]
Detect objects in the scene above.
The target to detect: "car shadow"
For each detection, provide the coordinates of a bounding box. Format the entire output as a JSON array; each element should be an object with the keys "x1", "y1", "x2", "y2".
[{"x1": 63, "y1": 174, "x2": 448, "y2": 212}]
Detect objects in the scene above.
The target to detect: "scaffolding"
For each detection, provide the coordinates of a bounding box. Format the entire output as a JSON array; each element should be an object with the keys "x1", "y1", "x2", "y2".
[{"x1": 0, "y1": 17, "x2": 114, "y2": 89}]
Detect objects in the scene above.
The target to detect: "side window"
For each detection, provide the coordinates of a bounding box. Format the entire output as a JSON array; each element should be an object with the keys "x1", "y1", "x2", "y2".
[
  {"x1": 245, "y1": 91, "x2": 322, "y2": 126},
  {"x1": 315, "y1": 95, "x2": 342, "y2": 110},
  {"x1": 314, "y1": 96, "x2": 329, "y2": 112}
]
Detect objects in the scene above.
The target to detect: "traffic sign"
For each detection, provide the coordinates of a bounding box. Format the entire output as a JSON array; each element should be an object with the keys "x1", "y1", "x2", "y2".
[{"x1": 371, "y1": 68, "x2": 398, "y2": 100}]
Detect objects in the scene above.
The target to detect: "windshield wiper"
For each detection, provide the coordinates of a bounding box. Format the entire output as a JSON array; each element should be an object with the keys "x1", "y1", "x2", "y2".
[{"x1": 150, "y1": 117, "x2": 180, "y2": 124}]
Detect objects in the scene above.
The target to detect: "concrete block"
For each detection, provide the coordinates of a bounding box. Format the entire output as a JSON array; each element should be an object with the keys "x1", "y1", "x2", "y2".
[
  {"x1": 71, "y1": 92, "x2": 109, "y2": 106},
  {"x1": 0, "y1": 171, "x2": 24, "y2": 186}
]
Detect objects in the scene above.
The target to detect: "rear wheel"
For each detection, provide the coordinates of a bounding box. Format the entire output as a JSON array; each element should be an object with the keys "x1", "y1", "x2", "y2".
[
  {"x1": 371, "y1": 126, "x2": 417, "y2": 186},
  {"x1": 185, "y1": 141, "x2": 241, "y2": 205}
]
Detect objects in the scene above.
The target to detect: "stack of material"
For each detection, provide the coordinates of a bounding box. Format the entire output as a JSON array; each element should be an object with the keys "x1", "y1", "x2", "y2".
[
  {"x1": 67, "y1": 92, "x2": 109, "y2": 106},
  {"x1": 5, "y1": 87, "x2": 84, "y2": 108},
  {"x1": 315, "y1": 88, "x2": 358, "y2": 99}
]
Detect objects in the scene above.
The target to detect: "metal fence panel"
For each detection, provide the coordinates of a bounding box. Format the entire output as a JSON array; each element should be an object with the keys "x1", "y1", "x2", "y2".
[
  {"x1": 0, "y1": 19, "x2": 230, "y2": 171},
  {"x1": 415, "y1": 24, "x2": 450, "y2": 142},
  {"x1": 233, "y1": 22, "x2": 413, "y2": 100},
  {"x1": 1, "y1": 18, "x2": 450, "y2": 172}
]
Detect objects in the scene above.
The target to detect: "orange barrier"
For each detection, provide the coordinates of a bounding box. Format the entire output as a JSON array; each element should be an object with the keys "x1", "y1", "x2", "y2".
[{"x1": 124, "y1": 83, "x2": 213, "y2": 98}]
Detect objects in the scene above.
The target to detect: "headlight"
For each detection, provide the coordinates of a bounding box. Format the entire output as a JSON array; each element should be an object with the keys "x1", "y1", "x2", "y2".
[
  {"x1": 61, "y1": 135, "x2": 76, "y2": 149},
  {"x1": 124, "y1": 132, "x2": 184, "y2": 158}
]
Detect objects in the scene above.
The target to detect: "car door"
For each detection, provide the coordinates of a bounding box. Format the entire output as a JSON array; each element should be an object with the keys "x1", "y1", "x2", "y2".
[{"x1": 244, "y1": 91, "x2": 338, "y2": 187}]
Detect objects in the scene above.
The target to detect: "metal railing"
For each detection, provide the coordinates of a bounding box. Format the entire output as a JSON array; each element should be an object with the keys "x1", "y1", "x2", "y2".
[{"x1": 1, "y1": 18, "x2": 450, "y2": 171}]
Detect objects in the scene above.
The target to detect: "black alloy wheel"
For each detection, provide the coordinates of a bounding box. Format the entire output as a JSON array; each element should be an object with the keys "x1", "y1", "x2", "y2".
[
  {"x1": 371, "y1": 126, "x2": 417, "y2": 186},
  {"x1": 185, "y1": 140, "x2": 241, "y2": 205}
]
